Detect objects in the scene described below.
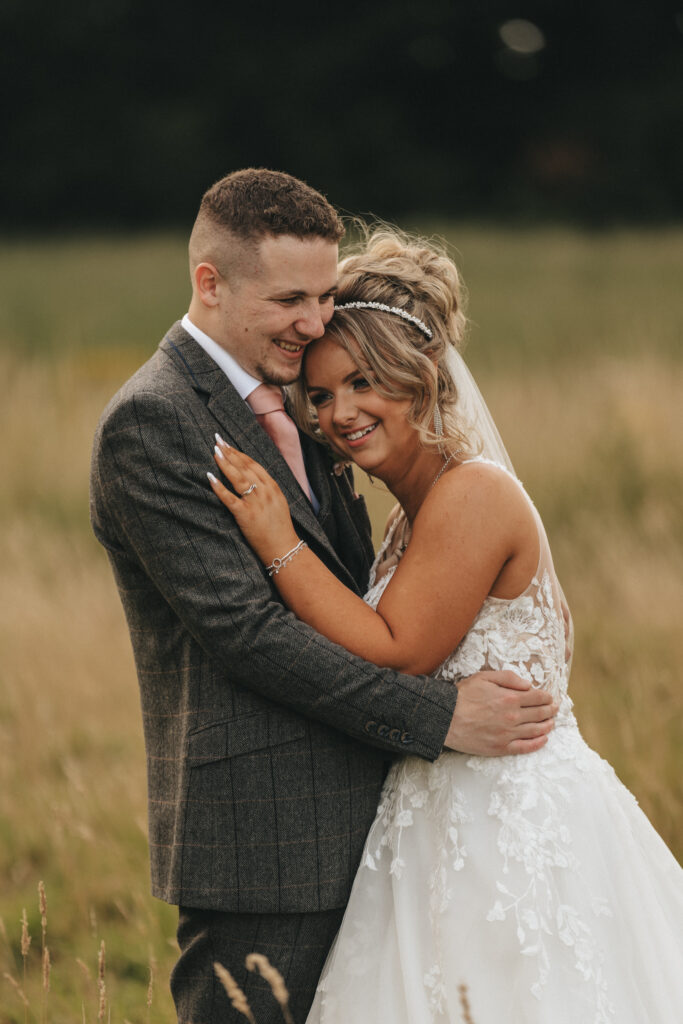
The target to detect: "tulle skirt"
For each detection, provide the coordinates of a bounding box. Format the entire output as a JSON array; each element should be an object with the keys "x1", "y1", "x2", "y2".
[{"x1": 307, "y1": 723, "x2": 683, "y2": 1023}]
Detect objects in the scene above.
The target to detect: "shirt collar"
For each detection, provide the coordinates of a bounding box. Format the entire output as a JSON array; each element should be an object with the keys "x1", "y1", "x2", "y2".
[
  {"x1": 181, "y1": 316, "x2": 320, "y2": 513},
  {"x1": 181, "y1": 314, "x2": 262, "y2": 401}
]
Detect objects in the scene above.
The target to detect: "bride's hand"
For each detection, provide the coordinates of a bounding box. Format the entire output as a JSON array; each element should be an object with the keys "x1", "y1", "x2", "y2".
[{"x1": 208, "y1": 435, "x2": 299, "y2": 567}]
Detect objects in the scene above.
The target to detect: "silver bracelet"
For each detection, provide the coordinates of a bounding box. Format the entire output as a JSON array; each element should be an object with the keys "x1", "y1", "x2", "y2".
[{"x1": 266, "y1": 540, "x2": 307, "y2": 576}]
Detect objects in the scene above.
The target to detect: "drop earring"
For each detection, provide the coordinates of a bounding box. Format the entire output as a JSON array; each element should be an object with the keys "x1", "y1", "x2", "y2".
[{"x1": 433, "y1": 404, "x2": 444, "y2": 437}]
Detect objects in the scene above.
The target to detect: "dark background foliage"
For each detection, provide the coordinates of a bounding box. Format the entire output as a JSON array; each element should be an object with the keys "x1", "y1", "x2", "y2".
[{"x1": 2, "y1": 0, "x2": 682, "y2": 228}]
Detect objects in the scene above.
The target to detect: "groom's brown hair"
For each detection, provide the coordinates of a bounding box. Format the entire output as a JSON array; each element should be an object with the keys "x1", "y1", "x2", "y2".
[
  {"x1": 189, "y1": 168, "x2": 344, "y2": 278},
  {"x1": 199, "y1": 168, "x2": 344, "y2": 241}
]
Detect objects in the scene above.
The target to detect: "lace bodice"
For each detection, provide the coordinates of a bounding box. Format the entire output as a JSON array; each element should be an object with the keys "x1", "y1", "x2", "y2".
[{"x1": 365, "y1": 458, "x2": 575, "y2": 723}]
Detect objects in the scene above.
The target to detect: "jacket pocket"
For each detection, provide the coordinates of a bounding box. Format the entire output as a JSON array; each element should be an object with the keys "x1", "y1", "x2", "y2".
[{"x1": 187, "y1": 712, "x2": 307, "y2": 765}]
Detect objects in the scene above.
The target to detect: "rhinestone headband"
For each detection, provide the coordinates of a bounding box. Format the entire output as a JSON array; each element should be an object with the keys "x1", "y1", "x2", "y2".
[{"x1": 333, "y1": 300, "x2": 433, "y2": 340}]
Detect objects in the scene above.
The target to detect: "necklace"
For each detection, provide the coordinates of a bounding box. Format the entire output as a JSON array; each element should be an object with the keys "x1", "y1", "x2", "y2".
[
  {"x1": 398, "y1": 453, "x2": 458, "y2": 530},
  {"x1": 429, "y1": 452, "x2": 457, "y2": 491}
]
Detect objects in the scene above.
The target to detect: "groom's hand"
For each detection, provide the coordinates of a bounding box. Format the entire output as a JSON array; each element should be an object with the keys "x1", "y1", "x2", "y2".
[{"x1": 444, "y1": 671, "x2": 558, "y2": 756}]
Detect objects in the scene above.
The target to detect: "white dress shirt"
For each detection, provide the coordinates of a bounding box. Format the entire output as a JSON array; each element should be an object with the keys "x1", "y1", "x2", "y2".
[{"x1": 182, "y1": 314, "x2": 261, "y2": 401}]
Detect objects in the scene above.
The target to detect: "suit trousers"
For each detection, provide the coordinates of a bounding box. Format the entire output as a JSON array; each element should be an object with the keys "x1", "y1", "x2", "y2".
[{"x1": 171, "y1": 905, "x2": 345, "y2": 1024}]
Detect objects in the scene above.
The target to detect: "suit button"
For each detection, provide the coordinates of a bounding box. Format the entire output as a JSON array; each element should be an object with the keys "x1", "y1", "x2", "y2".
[
  {"x1": 376, "y1": 724, "x2": 390, "y2": 738},
  {"x1": 364, "y1": 720, "x2": 377, "y2": 735},
  {"x1": 400, "y1": 732, "x2": 414, "y2": 745},
  {"x1": 388, "y1": 728, "x2": 400, "y2": 741}
]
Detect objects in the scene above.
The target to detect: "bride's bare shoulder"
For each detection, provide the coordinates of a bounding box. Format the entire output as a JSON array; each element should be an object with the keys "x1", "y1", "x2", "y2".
[
  {"x1": 434, "y1": 458, "x2": 521, "y2": 503},
  {"x1": 414, "y1": 459, "x2": 530, "y2": 542}
]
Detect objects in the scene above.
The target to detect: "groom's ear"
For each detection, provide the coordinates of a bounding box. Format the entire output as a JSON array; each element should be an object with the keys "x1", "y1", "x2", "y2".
[{"x1": 193, "y1": 262, "x2": 222, "y2": 308}]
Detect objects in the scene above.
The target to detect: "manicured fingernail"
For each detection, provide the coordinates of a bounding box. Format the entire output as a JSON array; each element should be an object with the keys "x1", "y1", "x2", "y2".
[
  {"x1": 214, "y1": 445, "x2": 223, "y2": 459},
  {"x1": 215, "y1": 433, "x2": 230, "y2": 448},
  {"x1": 207, "y1": 472, "x2": 218, "y2": 484}
]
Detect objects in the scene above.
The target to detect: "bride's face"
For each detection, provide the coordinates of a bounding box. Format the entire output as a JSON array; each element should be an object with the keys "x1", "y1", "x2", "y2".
[{"x1": 304, "y1": 335, "x2": 420, "y2": 479}]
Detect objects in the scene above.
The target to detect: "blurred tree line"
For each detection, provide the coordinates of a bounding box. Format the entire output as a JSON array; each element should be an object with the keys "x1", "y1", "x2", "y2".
[{"x1": 2, "y1": 0, "x2": 682, "y2": 229}]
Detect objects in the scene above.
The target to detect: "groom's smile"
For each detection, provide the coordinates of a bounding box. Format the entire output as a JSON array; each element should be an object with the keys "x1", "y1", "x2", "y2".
[{"x1": 273, "y1": 338, "x2": 306, "y2": 356}]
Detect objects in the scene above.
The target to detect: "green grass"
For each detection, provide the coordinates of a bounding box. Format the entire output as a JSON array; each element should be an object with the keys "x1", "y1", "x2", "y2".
[{"x1": 0, "y1": 226, "x2": 681, "y2": 1021}]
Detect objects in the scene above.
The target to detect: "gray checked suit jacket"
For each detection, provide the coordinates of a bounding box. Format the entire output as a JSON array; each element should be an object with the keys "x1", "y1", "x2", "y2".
[{"x1": 90, "y1": 322, "x2": 458, "y2": 915}]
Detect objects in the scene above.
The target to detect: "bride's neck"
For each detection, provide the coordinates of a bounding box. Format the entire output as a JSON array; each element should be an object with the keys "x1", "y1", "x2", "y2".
[{"x1": 382, "y1": 451, "x2": 454, "y2": 524}]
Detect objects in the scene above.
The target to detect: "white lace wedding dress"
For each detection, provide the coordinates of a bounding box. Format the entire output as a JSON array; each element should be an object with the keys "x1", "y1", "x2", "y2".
[{"x1": 307, "y1": 461, "x2": 683, "y2": 1023}]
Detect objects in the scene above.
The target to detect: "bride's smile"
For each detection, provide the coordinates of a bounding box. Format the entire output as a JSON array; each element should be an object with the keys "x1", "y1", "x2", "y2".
[{"x1": 340, "y1": 420, "x2": 379, "y2": 445}]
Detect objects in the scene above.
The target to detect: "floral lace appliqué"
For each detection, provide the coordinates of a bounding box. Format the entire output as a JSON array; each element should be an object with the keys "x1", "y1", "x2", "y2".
[{"x1": 442, "y1": 569, "x2": 568, "y2": 703}]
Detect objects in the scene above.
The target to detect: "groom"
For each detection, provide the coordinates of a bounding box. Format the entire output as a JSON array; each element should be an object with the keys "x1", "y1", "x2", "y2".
[{"x1": 90, "y1": 168, "x2": 557, "y2": 1023}]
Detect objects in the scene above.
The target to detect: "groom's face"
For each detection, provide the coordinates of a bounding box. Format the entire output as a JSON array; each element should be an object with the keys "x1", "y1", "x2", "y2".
[{"x1": 216, "y1": 234, "x2": 339, "y2": 387}]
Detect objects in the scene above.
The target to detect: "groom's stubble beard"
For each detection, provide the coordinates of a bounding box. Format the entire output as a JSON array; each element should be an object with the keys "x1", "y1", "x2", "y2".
[{"x1": 254, "y1": 359, "x2": 305, "y2": 389}]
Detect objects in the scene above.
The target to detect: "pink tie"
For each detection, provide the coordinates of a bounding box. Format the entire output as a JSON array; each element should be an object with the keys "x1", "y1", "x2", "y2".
[{"x1": 247, "y1": 384, "x2": 313, "y2": 501}]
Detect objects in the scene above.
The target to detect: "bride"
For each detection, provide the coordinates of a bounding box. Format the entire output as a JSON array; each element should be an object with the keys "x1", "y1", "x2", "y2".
[{"x1": 208, "y1": 229, "x2": 683, "y2": 1022}]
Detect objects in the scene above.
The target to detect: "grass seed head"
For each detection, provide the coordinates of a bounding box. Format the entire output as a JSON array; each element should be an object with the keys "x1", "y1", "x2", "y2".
[
  {"x1": 458, "y1": 983, "x2": 475, "y2": 1024},
  {"x1": 146, "y1": 952, "x2": 157, "y2": 1014},
  {"x1": 3, "y1": 971, "x2": 30, "y2": 1008},
  {"x1": 42, "y1": 946, "x2": 51, "y2": 992},
  {"x1": 97, "y1": 940, "x2": 106, "y2": 1023},
  {"x1": 38, "y1": 881, "x2": 47, "y2": 925},
  {"x1": 245, "y1": 953, "x2": 294, "y2": 1023},
  {"x1": 213, "y1": 962, "x2": 257, "y2": 1024},
  {"x1": 20, "y1": 909, "x2": 31, "y2": 958},
  {"x1": 75, "y1": 957, "x2": 92, "y2": 980}
]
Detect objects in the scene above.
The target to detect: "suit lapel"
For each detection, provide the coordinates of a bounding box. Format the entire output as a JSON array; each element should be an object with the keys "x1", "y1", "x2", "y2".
[
  {"x1": 299, "y1": 431, "x2": 333, "y2": 524},
  {"x1": 160, "y1": 325, "x2": 359, "y2": 588}
]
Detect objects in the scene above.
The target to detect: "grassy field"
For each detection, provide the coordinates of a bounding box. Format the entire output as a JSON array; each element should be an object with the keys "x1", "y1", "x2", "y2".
[{"x1": 0, "y1": 226, "x2": 681, "y2": 1021}]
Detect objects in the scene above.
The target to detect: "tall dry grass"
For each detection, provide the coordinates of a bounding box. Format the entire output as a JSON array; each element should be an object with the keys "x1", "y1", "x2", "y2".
[
  {"x1": 0, "y1": 352, "x2": 178, "y2": 1020},
  {"x1": 0, "y1": 227, "x2": 681, "y2": 1020}
]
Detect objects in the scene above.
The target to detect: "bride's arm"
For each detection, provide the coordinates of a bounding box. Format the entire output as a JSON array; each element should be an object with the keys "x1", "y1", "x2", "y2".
[{"x1": 209, "y1": 442, "x2": 525, "y2": 675}]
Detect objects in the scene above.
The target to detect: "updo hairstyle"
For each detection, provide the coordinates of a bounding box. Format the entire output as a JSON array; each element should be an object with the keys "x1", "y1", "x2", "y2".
[{"x1": 290, "y1": 225, "x2": 477, "y2": 459}]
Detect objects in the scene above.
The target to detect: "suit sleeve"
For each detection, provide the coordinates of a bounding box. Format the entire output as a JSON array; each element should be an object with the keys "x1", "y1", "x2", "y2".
[{"x1": 91, "y1": 390, "x2": 458, "y2": 761}]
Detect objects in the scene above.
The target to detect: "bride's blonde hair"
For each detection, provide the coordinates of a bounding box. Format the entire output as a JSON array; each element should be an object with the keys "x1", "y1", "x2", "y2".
[{"x1": 290, "y1": 224, "x2": 477, "y2": 458}]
